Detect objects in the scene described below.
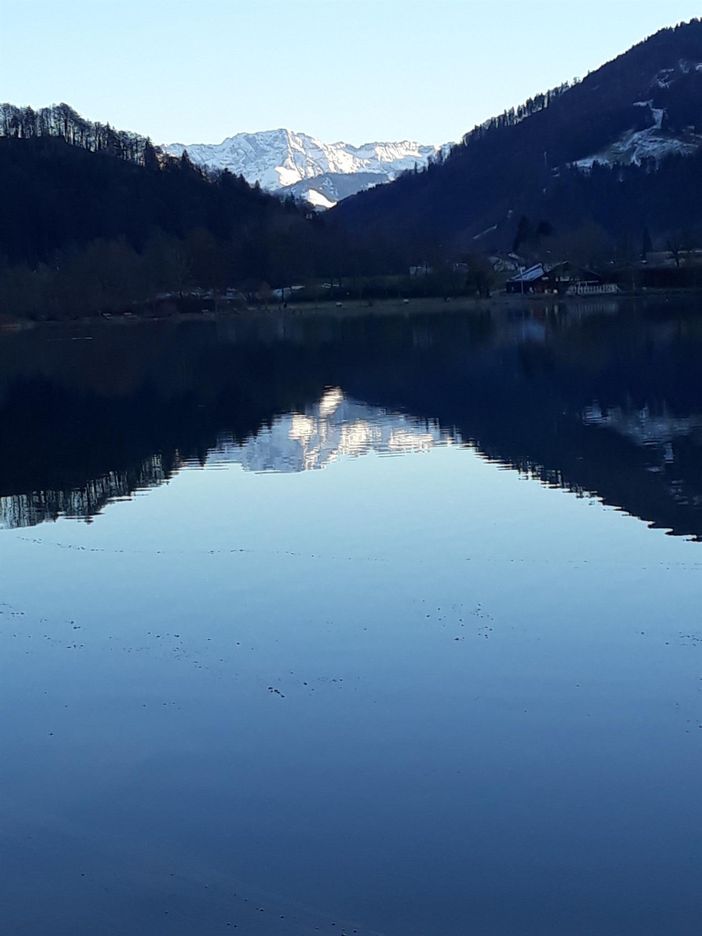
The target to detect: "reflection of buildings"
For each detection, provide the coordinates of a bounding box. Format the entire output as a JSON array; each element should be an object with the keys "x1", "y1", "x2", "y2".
[{"x1": 203, "y1": 388, "x2": 457, "y2": 474}]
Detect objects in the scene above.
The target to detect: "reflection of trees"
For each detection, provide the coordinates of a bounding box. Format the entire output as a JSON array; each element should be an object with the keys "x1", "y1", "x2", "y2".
[
  {"x1": 0, "y1": 456, "x2": 170, "y2": 529},
  {"x1": 2, "y1": 303, "x2": 702, "y2": 536}
]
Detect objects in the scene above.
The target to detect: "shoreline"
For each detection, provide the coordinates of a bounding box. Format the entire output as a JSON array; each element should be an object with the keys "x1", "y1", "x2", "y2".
[{"x1": 2, "y1": 288, "x2": 702, "y2": 332}]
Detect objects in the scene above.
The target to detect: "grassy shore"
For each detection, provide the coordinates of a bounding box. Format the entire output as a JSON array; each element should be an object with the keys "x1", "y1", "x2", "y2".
[
  {"x1": 199, "y1": 289, "x2": 693, "y2": 321},
  {"x1": 3, "y1": 288, "x2": 701, "y2": 332}
]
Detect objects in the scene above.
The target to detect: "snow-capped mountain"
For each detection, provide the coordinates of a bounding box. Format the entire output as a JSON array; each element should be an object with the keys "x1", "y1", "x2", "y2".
[{"x1": 163, "y1": 129, "x2": 439, "y2": 205}]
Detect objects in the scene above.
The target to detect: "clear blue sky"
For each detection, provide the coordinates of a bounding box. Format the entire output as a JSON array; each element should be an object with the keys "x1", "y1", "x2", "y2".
[{"x1": 2, "y1": 1, "x2": 701, "y2": 145}]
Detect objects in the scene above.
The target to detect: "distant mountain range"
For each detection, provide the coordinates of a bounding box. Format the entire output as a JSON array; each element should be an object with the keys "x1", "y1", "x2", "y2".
[
  {"x1": 335, "y1": 18, "x2": 702, "y2": 251},
  {"x1": 163, "y1": 129, "x2": 440, "y2": 206}
]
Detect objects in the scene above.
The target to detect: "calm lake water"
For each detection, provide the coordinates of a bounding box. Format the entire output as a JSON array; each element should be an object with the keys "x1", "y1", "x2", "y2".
[{"x1": 2, "y1": 301, "x2": 702, "y2": 935}]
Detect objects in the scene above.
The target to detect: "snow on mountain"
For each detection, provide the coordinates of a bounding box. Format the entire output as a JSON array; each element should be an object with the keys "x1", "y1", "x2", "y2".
[
  {"x1": 163, "y1": 129, "x2": 440, "y2": 196},
  {"x1": 574, "y1": 57, "x2": 702, "y2": 171},
  {"x1": 279, "y1": 170, "x2": 388, "y2": 208},
  {"x1": 575, "y1": 99, "x2": 702, "y2": 170},
  {"x1": 303, "y1": 188, "x2": 337, "y2": 210}
]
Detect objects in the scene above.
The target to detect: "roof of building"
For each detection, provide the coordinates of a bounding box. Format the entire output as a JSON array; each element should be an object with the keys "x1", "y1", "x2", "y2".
[{"x1": 508, "y1": 263, "x2": 546, "y2": 283}]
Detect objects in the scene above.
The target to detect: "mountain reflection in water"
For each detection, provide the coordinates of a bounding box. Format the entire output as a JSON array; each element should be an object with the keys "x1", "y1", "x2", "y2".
[
  {"x1": 0, "y1": 391, "x2": 453, "y2": 528},
  {"x1": 2, "y1": 300, "x2": 702, "y2": 535},
  {"x1": 202, "y1": 389, "x2": 455, "y2": 475}
]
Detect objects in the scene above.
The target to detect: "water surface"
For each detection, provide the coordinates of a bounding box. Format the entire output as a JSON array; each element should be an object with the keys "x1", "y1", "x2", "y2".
[{"x1": 1, "y1": 302, "x2": 702, "y2": 935}]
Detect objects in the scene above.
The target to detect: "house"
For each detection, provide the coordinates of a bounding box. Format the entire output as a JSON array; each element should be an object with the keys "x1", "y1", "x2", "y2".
[
  {"x1": 550, "y1": 262, "x2": 621, "y2": 295},
  {"x1": 506, "y1": 261, "x2": 618, "y2": 296},
  {"x1": 272, "y1": 285, "x2": 305, "y2": 301},
  {"x1": 505, "y1": 263, "x2": 554, "y2": 294},
  {"x1": 409, "y1": 263, "x2": 433, "y2": 277}
]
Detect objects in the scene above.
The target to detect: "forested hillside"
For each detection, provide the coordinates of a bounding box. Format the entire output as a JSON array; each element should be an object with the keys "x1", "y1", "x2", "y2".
[
  {"x1": 0, "y1": 105, "x2": 354, "y2": 317},
  {"x1": 5, "y1": 19, "x2": 702, "y2": 321},
  {"x1": 334, "y1": 19, "x2": 702, "y2": 256}
]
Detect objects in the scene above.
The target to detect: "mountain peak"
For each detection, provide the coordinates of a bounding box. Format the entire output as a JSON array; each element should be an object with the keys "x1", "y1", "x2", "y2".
[{"x1": 162, "y1": 129, "x2": 441, "y2": 200}]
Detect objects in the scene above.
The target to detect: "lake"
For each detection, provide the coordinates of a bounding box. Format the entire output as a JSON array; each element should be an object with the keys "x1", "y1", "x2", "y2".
[{"x1": 1, "y1": 300, "x2": 702, "y2": 935}]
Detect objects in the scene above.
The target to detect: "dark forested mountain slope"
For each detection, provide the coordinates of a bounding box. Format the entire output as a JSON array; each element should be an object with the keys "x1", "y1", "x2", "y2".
[
  {"x1": 0, "y1": 105, "x2": 338, "y2": 316},
  {"x1": 0, "y1": 127, "x2": 292, "y2": 265},
  {"x1": 334, "y1": 19, "x2": 702, "y2": 253}
]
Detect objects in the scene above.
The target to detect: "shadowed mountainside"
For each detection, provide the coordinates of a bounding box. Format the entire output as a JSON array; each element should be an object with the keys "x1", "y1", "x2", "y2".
[{"x1": 335, "y1": 19, "x2": 702, "y2": 253}]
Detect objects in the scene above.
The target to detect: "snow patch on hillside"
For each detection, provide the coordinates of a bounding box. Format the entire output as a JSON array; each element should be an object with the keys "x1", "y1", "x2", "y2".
[
  {"x1": 304, "y1": 189, "x2": 336, "y2": 210},
  {"x1": 654, "y1": 59, "x2": 702, "y2": 88},
  {"x1": 574, "y1": 101, "x2": 702, "y2": 170}
]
